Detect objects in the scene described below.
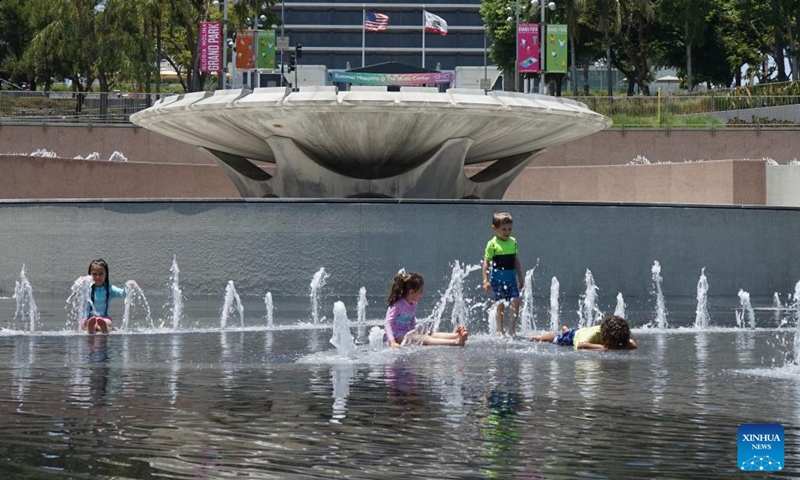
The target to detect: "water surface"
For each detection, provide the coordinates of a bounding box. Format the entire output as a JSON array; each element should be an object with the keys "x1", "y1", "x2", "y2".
[{"x1": 0, "y1": 295, "x2": 797, "y2": 478}]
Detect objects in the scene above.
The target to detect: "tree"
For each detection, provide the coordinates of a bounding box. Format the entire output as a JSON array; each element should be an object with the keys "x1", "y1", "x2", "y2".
[
  {"x1": 659, "y1": 0, "x2": 715, "y2": 91},
  {"x1": 480, "y1": 0, "x2": 518, "y2": 89}
]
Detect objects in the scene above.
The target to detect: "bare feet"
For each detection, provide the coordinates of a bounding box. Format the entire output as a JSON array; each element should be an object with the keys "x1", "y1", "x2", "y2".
[
  {"x1": 455, "y1": 326, "x2": 469, "y2": 346},
  {"x1": 86, "y1": 317, "x2": 97, "y2": 335},
  {"x1": 99, "y1": 319, "x2": 109, "y2": 334}
]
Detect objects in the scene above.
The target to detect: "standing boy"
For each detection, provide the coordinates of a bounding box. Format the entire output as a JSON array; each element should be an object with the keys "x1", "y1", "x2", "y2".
[{"x1": 482, "y1": 212, "x2": 524, "y2": 337}]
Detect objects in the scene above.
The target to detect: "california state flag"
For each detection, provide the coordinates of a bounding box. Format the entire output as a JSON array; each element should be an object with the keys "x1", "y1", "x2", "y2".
[{"x1": 424, "y1": 11, "x2": 448, "y2": 36}]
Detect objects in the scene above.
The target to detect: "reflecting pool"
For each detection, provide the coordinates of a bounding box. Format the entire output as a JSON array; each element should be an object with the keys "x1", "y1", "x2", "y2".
[{"x1": 0, "y1": 292, "x2": 797, "y2": 478}]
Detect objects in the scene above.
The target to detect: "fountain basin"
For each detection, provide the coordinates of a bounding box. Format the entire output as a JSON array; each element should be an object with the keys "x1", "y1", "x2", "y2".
[{"x1": 130, "y1": 87, "x2": 611, "y2": 198}]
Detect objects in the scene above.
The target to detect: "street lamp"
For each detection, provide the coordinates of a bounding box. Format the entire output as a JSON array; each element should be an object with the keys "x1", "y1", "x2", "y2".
[
  {"x1": 509, "y1": 0, "x2": 554, "y2": 92},
  {"x1": 506, "y1": 3, "x2": 520, "y2": 92},
  {"x1": 530, "y1": 0, "x2": 555, "y2": 94},
  {"x1": 212, "y1": 0, "x2": 238, "y2": 90}
]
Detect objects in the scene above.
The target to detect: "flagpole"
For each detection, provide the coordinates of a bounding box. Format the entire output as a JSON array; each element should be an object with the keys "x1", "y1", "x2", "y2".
[
  {"x1": 421, "y1": 7, "x2": 426, "y2": 68},
  {"x1": 362, "y1": 5, "x2": 366, "y2": 67}
]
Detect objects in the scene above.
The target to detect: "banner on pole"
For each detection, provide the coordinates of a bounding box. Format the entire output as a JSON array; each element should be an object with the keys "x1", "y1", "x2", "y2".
[
  {"x1": 256, "y1": 30, "x2": 276, "y2": 69},
  {"x1": 517, "y1": 23, "x2": 540, "y2": 74},
  {"x1": 199, "y1": 22, "x2": 222, "y2": 73},
  {"x1": 545, "y1": 24, "x2": 568, "y2": 73},
  {"x1": 235, "y1": 30, "x2": 255, "y2": 70}
]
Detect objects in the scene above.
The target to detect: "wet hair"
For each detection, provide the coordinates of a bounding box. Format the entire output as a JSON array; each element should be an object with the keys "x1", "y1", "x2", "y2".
[
  {"x1": 88, "y1": 259, "x2": 111, "y2": 312},
  {"x1": 386, "y1": 272, "x2": 424, "y2": 306},
  {"x1": 492, "y1": 212, "x2": 513, "y2": 227},
  {"x1": 599, "y1": 315, "x2": 632, "y2": 349}
]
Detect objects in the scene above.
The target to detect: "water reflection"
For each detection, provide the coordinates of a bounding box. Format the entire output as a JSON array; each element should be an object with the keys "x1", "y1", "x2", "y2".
[
  {"x1": 11, "y1": 336, "x2": 35, "y2": 404},
  {"x1": 480, "y1": 378, "x2": 522, "y2": 478},
  {"x1": 384, "y1": 362, "x2": 422, "y2": 407},
  {"x1": 168, "y1": 334, "x2": 182, "y2": 406},
  {"x1": 330, "y1": 363, "x2": 354, "y2": 422},
  {"x1": 736, "y1": 330, "x2": 755, "y2": 365},
  {"x1": 575, "y1": 359, "x2": 600, "y2": 405},
  {"x1": 87, "y1": 335, "x2": 111, "y2": 406},
  {"x1": 651, "y1": 334, "x2": 667, "y2": 411},
  {"x1": 0, "y1": 318, "x2": 797, "y2": 478}
]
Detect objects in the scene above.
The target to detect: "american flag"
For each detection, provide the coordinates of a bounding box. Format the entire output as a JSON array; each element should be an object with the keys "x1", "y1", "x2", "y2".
[{"x1": 364, "y1": 10, "x2": 389, "y2": 32}]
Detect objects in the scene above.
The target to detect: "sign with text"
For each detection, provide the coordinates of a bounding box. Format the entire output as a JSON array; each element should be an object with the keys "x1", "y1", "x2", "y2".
[
  {"x1": 330, "y1": 71, "x2": 453, "y2": 86},
  {"x1": 517, "y1": 23, "x2": 540, "y2": 73},
  {"x1": 545, "y1": 24, "x2": 568, "y2": 73},
  {"x1": 199, "y1": 22, "x2": 222, "y2": 73},
  {"x1": 738, "y1": 424, "x2": 783, "y2": 471}
]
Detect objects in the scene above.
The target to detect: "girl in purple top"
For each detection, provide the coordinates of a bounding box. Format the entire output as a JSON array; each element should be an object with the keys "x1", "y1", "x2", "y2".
[{"x1": 384, "y1": 272, "x2": 468, "y2": 347}]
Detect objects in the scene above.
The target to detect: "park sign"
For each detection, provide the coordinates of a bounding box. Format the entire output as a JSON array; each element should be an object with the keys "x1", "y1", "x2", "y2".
[
  {"x1": 545, "y1": 24, "x2": 568, "y2": 73},
  {"x1": 517, "y1": 23, "x2": 540, "y2": 74},
  {"x1": 199, "y1": 22, "x2": 222, "y2": 73}
]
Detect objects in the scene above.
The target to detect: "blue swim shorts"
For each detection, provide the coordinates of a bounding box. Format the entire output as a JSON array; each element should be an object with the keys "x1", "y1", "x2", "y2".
[
  {"x1": 553, "y1": 328, "x2": 577, "y2": 346},
  {"x1": 491, "y1": 277, "x2": 520, "y2": 302}
]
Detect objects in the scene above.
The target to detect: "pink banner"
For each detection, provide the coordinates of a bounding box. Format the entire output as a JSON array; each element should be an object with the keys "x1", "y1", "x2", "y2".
[
  {"x1": 199, "y1": 22, "x2": 222, "y2": 73},
  {"x1": 517, "y1": 23, "x2": 540, "y2": 73}
]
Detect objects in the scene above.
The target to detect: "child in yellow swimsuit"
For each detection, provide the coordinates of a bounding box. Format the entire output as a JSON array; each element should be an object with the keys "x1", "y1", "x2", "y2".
[{"x1": 530, "y1": 315, "x2": 637, "y2": 350}]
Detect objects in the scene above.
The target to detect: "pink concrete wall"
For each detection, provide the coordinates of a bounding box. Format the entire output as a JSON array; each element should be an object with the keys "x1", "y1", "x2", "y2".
[
  {"x1": 0, "y1": 125, "x2": 210, "y2": 165},
  {"x1": 0, "y1": 125, "x2": 773, "y2": 203},
  {"x1": 0, "y1": 155, "x2": 237, "y2": 199},
  {"x1": 1, "y1": 125, "x2": 798, "y2": 166},
  {"x1": 0, "y1": 154, "x2": 766, "y2": 205},
  {"x1": 536, "y1": 129, "x2": 800, "y2": 166},
  {"x1": 474, "y1": 159, "x2": 766, "y2": 205}
]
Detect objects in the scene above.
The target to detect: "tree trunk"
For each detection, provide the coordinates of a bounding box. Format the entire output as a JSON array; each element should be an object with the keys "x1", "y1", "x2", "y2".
[
  {"x1": 685, "y1": 18, "x2": 693, "y2": 92},
  {"x1": 570, "y1": 36, "x2": 578, "y2": 96},
  {"x1": 582, "y1": 62, "x2": 590, "y2": 95},
  {"x1": 605, "y1": 26, "x2": 612, "y2": 96}
]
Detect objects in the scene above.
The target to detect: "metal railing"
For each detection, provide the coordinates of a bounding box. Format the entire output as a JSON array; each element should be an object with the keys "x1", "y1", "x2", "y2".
[
  {"x1": 0, "y1": 91, "x2": 159, "y2": 125},
  {"x1": 1, "y1": 90, "x2": 799, "y2": 129}
]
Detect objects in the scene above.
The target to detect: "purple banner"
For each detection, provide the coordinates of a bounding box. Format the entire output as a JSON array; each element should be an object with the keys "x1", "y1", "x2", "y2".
[
  {"x1": 330, "y1": 71, "x2": 453, "y2": 85},
  {"x1": 199, "y1": 22, "x2": 222, "y2": 73},
  {"x1": 517, "y1": 23, "x2": 540, "y2": 74}
]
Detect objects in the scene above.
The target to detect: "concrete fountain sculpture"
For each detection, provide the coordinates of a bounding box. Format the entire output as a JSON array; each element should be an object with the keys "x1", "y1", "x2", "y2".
[{"x1": 130, "y1": 86, "x2": 611, "y2": 199}]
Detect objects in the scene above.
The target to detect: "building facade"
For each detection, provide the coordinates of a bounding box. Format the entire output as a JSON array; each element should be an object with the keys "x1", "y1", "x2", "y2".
[{"x1": 273, "y1": 1, "x2": 491, "y2": 71}]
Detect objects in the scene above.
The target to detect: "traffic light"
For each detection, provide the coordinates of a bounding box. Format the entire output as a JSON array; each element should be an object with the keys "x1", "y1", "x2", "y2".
[
  {"x1": 296, "y1": 44, "x2": 303, "y2": 59},
  {"x1": 287, "y1": 54, "x2": 296, "y2": 73}
]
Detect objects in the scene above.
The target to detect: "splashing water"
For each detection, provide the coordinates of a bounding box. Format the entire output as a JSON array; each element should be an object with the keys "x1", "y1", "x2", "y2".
[
  {"x1": 578, "y1": 269, "x2": 602, "y2": 328},
  {"x1": 65, "y1": 276, "x2": 93, "y2": 331},
  {"x1": 31, "y1": 148, "x2": 57, "y2": 157},
  {"x1": 356, "y1": 287, "x2": 368, "y2": 340},
  {"x1": 694, "y1": 268, "x2": 710, "y2": 329},
  {"x1": 12, "y1": 265, "x2": 39, "y2": 332},
  {"x1": 519, "y1": 262, "x2": 538, "y2": 336},
  {"x1": 163, "y1": 255, "x2": 184, "y2": 330},
  {"x1": 735, "y1": 289, "x2": 755, "y2": 329},
  {"x1": 774, "y1": 292, "x2": 785, "y2": 327},
  {"x1": 427, "y1": 261, "x2": 480, "y2": 333},
  {"x1": 651, "y1": 261, "x2": 668, "y2": 328},
  {"x1": 108, "y1": 151, "x2": 128, "y2": 162},
  {"x1": 264, "y1": 292, "x2": 274, "y2": 328},
  {"x1": 123, "y1": 283, "x2": 154, "y2": 331},
  {"x1": 330, "y1": 302, "x2": 355, "y2": 357},
  {"x1": 614, "y1": 293, "x2": 626, "y2": 318},
  {"x1": 368, "y1": 326, "x2": 385, "y2": 351},
  {"x1": 220, "y1": 280, "x2": 244, "y2": 329},
  {"x1": 793, "y1": 281, "x2": 800, "y2": 364},
  {"x1": 549, "y1": 277, "x2": 560, "y2": 332},
  {"x1": 486, "y1": 302, "x2": 499, "y2": 337},
  {"x1": 310, "y1": 268, "x2": 330, "y2": 324}
]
